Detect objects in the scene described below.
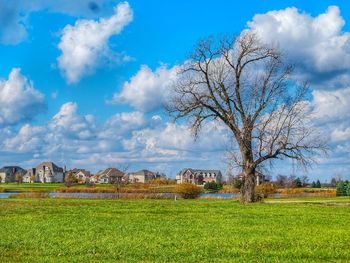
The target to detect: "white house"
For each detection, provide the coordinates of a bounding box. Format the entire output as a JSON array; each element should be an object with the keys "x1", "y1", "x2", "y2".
[
  {"x1": 0, "y1": 166, "x2": 26, "y2": 183},
  {"x1": 176, "y1": 168, "x2": 222, "y2": 185},
  {"x1": 34, "y1": 162, "x2": 65, "y2": 183},
  {"x1": 67, "y1": 168, "x2": 91, "y2": 184},
  {"x1": 91, "y1": 168, "x2": 125, "y2": 184},
  {"x1": 127, "y1": 170, "x2": 159, "y2": 183}
]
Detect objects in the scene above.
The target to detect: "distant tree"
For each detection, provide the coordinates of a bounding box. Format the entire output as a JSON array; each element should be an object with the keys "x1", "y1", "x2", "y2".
[
  {"x1": 15, "y1": 173, "x2": 23, "y2": 184},
  {"x1": 315, "y1": 180, "x2": 321, "y2": 188},
  {"x1": 330, "y1": 176, "x2": 342, "y2": 187},
  {"x1": 30, "y1": 175, "x2": 36, "y2": 183},
  {"x1": 292, "y1": 177, "x2": 302, "y2": 188},
  {"x1": 311, "y1": 181, "x2": 316, "y2": 188},
  {"x1": 275, "y1": 175, "x2": 288, "y2": 188},
  {"x1": 336, "y1": 181, "x2": 349, "y2": 196},
  {"x1": 301, "y1": 175, "x2": 309, "y2": 187},
  {"x1": 64, "y1": 172, "x2": 78, "y2": 187}
]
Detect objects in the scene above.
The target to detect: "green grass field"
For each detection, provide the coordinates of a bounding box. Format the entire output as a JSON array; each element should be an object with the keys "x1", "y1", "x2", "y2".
[{"x1": 1, "y1": 198, "x2": 350, "y2": 262}]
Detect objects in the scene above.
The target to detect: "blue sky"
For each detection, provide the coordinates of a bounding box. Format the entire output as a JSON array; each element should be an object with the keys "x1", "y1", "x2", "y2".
[{"x1": 0, "y1": 0, "x2": 350, "y2": 181}]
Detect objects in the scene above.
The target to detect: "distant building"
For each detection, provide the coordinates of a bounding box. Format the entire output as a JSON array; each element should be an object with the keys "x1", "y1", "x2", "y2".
[
  {"x1": 0, "y1": 166, "x2": 26, "y2": 183},
  {"x1": 67, "y1": 168, "x2": 91, "y2": 184},
  {"x1": 23, "y1": 168, "x2": 36, "y2": 183},
  {"x1": 34, "y1": 162, "x2": 65, "y2": 183},
  {"x1": 237, "y1": 171, "x2": 269, "y2": 186},
  {"x1": 127, "y1": 170, "x2": 159, "y2": 183},
  {"x1": 176, "y1": 168, "x2": 222, "y2": 185},
  {"x1": 91, "y1": 168, "x2": 125, "y2": 184}
]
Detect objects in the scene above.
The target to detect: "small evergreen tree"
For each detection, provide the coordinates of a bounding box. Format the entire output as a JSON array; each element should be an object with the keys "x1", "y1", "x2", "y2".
[
  {"x1": 315, "y1": 180, "x2": 321, "y2": 188},
  {"x1": 292, "y1": 177, "x2": 302, "y2": 188},
  {"x1": 311, "y1": 181, "x2": 316, "y2": 188}
]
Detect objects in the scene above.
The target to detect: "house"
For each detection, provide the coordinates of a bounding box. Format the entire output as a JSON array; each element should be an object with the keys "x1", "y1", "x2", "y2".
[
  {"x1": 0, "y1": 166, "x2": 26, "y2": 183},
  {"x1": 91, "y1": 168, "x2": 125, "y2": 184},
  {"x1": 23, "y1": 168, "x2": 36, "y2": 183},
  {"x1": 176, "y1": 168, "x2": 222, "y2": 185},
  {"x1": 34, "y1": 162, "x2": 65, "y2": 183},
  {"x1": 67, "y1": 168, "x2": 91, "y2": 184},
  {"x1": 237, "y1": 171, "x2": 269, "y2": 186},
  {"x1": 127, "y1": 169, "x2": 159, "y2": 183}
]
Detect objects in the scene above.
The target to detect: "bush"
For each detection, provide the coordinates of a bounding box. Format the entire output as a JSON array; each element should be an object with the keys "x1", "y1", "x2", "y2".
[
  {"x1": 336, "y1": 181, "x2": 350, "y2": 196},
  {"x1": 256, "y1": 183, "x2": 277, "y2": 198},
  {"x1": 174, "y1": 183, "x2": 202, "y2": 199},
  {"x1": 64, "y1": 172, "x2": 78, "y2": 187},
  {"x1": 233, "y1": 178, "x2": 243, "y2": 189},
  {"x1": 204, "y1": 181, "x2": 223, "y2": 191}
]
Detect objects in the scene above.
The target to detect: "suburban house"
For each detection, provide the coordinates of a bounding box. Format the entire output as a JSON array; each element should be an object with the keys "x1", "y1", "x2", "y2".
[
  {"x1": 91, "y1": 168, "x2": 125, "y2": 184},
  {"x1": 0, "y1": 166, "x2": 26, "y2": 183},
  {"x1": 237, "y1": 171, "x2": 269, "y2": 186},
  {"x1": 176, "y1": 168, "x2": 222, "y2": 185},
  {"x1": 67, "y1": 168, "x2": 91, "y2": 184},
  {"x1": 23, "y1": 168, "x2": 36, "y2": 183},
  {"x1": 127, "y1": 169, "x2": 159, "y2": 183},
  {"x1": 33, "y1": 162, "x2": 65, "y2": 183}
]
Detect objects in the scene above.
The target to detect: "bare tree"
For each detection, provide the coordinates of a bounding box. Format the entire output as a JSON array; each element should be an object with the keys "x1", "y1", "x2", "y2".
[{"x1": 167, "y1": 33, "x2": 327, "y2": 203}]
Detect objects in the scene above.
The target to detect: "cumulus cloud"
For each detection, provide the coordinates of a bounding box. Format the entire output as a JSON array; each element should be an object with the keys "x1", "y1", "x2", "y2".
[
  {"x1": 310, "y1": 87, "x2": 350, "y2": 143},
  {"x1": 311, "y1": 87, "x2": 350, "y2": 122},
  {"x1": 57, "y1": 2, "x2": 133, "y2": 83},
  {"x1": 99, "y1": 111, "x2": 145, "y2": 139},
  {"x1": 49, "y1": 102, "x2": 96, "y2": 140},
  {"x1": 123, "y1": 120, "x2": 230, "y2": 157},
  {"x1": 109, "y1": 65, "x2": 179, "y2": 112},
  {"x1": 247, "y1": 6, "x2": 350, "y2": 89},
  {"x1": 0, "y1": 68, "x2": 46, "y2": 126},
  {"x1": 3, "y1": 124, "x2": 44, "y2": 153}
]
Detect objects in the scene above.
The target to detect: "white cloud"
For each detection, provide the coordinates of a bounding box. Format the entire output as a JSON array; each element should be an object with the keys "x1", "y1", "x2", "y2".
[
  {"x1": 57, "y1": 2, "x2": 133, "y2": 83},
  {"x1": 247, "y1": 6, "x2": 350, "y2": 89},
  {"x1": 0, "y1": 68, "x2": 46, "y2": 126},
  {"x1": 311, "y1": 87, "x2": 350, "y2": 122},
  {"x1": 331, "y1": 128, "x2": 350, "y2": 142},
  {"x1": 3, "y1": 124, "x2": 44, "y2": 152},
  {"x1": 49, "y1": 102, "x2": 96, "y2": 140},
  {"x1": 99, "y1": 111, "x2": 145, "y2": 139},
  {"x1": 109, "y1": 65, "x2": 179, "y2": 112}
]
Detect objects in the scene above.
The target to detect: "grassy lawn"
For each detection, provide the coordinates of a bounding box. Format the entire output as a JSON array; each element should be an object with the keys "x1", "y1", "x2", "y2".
[{"x1": 0, "y1": 198, "x2": 349, "y2": 262}]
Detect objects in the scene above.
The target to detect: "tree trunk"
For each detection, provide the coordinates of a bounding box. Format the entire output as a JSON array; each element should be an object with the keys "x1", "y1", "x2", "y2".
[{"x1": 240, "y1": 171, "x2": 256, "y2": 203}]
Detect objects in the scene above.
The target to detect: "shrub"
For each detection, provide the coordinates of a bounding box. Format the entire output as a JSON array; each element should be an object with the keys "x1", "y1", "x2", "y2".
[
  {"x1": 336, "y1": 181, "x2": 350, "y2": 196},
  {"x1": 256, "y1": 183, "x2": 277, "y2": 198},
  {"x1": 233, "y1": 178, "x2": 243, "y2": 189},
  {"x1": 174, "y1": 183, "x2": 202, "y2": 199},
  {"x1": 64, "y1": 172, "x2": 78, "y2": 187},
  {"x1": 315, "y1": 180, "x2": 321, "y2": 188},
  {"x1": 204, "y1": 181, "x2": 223, "y2": 191},
  {"x1": 292, "y1": 177, "x2": 302, "y2": 188}
]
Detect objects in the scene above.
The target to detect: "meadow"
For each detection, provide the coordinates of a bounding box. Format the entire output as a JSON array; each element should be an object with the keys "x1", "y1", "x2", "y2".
[{"x1": 0, "y1": 197, "x2": 350, "y2": 262}]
